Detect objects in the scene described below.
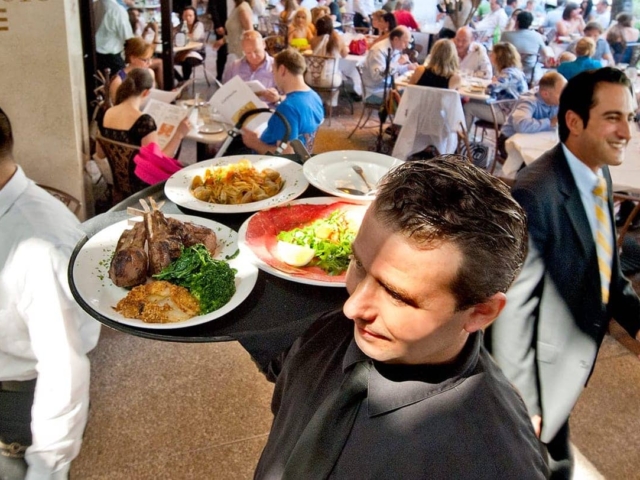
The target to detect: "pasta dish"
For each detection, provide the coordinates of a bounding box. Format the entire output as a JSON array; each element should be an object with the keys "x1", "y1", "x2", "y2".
[{"x1": 190, "y1": 159, "x2": 284, "y2": 204}]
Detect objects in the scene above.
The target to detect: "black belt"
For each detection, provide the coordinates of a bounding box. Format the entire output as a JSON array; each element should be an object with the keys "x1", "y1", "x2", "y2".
[{"x1": 0, "y1": 379, "x2": 37, "y2": 393}]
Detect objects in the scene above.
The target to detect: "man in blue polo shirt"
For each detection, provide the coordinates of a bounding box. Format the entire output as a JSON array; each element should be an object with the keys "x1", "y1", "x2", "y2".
[{"x1": 242, "y1": 49, "x2": 324, "y2": 154}]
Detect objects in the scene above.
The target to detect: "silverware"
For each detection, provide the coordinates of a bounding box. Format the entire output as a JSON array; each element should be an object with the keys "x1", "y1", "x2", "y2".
[
  {"x1": 352, "y1": 165, "x2": 373, "y2": 191},
  {"x1": 337, "y1": 187, "x2": 376, "y2": 196}
]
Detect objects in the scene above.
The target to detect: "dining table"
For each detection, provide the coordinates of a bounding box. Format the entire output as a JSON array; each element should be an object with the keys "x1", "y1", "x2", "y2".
[
  {"x1": 69, "y1": 181, "x2": 351, "y2": 372},
  {"x1": 502, "y1": 129, "x2": 640, "y2": 193},
  {"x1": 155, "y1": 40, "x2": 203, "y2": 55}
]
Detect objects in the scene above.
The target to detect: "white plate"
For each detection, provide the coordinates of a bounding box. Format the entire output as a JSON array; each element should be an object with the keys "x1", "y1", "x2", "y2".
[
  {"x1": 71, "y1": 214, "x2": 258, "y2": 329},
  {"x1": 303, "y1": 150, "x2": 404, "y2": 202},
  {"x1": 165, "y1": 155, "x2": 308, "y2": 213},
  {"x1": 237, "y1": 197, "x2": 368, "y2": 287}
]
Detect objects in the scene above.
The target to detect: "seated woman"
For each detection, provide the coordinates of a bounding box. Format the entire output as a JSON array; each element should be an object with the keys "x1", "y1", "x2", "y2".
[
  {"x1": 127, "y1": 8, "x2": 164, "y2": 89},
  {"x1": 311, "y1": 5, "x2": 331, "y2": 25},
  {"x1": 100, "y1": 68, "x2": 190, "y2": 158},
  {"x1": 464, "y1": 42, "x2": 528, "y2": 129},
  {"x1": 174, "y1": 6, "x2": 206, "y2": 82},
  {"x1": 288, "y1": 8, "x2": 316, "y2": 50},
  {"x1": 558, "y1": 37, "x2": 601, "y2": 79},
  {"x1": 556, "y1": 2, "x2": 586, "y2": 37},
  {"x1": 109, "y1": 37, "x2": 156, "y2": 105},
  {"x1": 606, "y1": 12, "x2": 640, "y2": 63},
  {"x1": 306, "y1": 15, "x2": 348, "y2": 105},
  {"x1": 280, "y1": 0, "x2": 299, "y2": 25},
  {"x1": 370, "y1": 10, "x2": 397, "y2": 46},
  {"x1": 408, "y1": 39, "x2": 461, "y2": 90}
]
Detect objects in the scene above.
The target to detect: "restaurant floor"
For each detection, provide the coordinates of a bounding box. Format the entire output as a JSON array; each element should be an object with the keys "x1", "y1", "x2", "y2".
[{"x1": 70, "y1": 52, "x2": 640, "y2": 479}]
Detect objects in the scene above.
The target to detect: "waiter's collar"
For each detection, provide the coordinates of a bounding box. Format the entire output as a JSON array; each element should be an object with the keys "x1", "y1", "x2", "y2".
[
  {"x1": 0, "y1": 165, "x2": 28, "y2": 219},
  {"x1": 343, "y1": 331, "x2": 482, "y2": 417}
]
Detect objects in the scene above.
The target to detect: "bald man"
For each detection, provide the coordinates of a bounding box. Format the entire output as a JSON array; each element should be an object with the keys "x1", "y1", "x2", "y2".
[
  {"x1": 222, "y1": 30, "x2": 280, "y2": 104},
  {"x1": 453, "y1": 26, "x2": 492, "y2": 78}
]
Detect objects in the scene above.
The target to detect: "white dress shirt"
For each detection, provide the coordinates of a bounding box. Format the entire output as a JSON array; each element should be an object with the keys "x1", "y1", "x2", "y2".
[
  {"x1": 458, "y1": 41, "x2": 493, "y2": 78},
  {"x1": 95, "y1": 0, "x2": 134, "y2": 54},
  {"x1": 353, "y1": 0, "x2": 375, "y2": 18},
  {"x1": 362, "y1": 38, "x2": 412, "y2": 97},
  {"x1": 0, "y1": 167, "x2": 101, "y2": 480},
  {"x1": 475, "y1": 8, "x2": 509, "y2": 33}
]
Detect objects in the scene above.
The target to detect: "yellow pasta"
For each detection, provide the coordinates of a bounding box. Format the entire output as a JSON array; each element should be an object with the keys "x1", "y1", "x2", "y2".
[{"x1": 190, "y1": 159, "x2": 284, "y2": 205}]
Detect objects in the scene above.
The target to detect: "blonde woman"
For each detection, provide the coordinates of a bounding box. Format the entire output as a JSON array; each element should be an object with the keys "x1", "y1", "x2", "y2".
[
  {"x1": 409, "y1": 39, "x2": 461, "y2": 89},
  {"x1": 288, "y1": 8, "x2": 316, "y2": 49}
]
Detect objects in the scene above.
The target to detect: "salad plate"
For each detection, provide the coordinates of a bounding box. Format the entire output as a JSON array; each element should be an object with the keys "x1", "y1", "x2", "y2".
[
  {"x1": 237, "y1": 197, "x2": 368, "y2": 287},
  {"x1": 70, "y1": 214, "x2": 258, "y2": 329},
  {"x1": 165, "y1": 154, "x2": 309, "y2": 213},
  {"x1": 303, "y1": 150, "x2": 403, "y2": 202}
]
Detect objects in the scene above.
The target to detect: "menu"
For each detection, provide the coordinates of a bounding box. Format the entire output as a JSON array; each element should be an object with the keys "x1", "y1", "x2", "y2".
[
  {"x1": 208, "y1": 75, "x2": 271, "y2": 133},
  {"x1": 143, "y1": 99, "x2": 192, "y2": 150}
]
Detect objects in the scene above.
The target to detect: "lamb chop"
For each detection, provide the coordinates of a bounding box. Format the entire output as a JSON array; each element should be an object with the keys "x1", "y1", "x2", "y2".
[
  {"x1": 166, "y1": 217, "x2": 218, "y2": 256},
  {"x1": 109, "y1": 221, "x2": 148, "y2": 288},
  {"x1": 144, "y1": 199, "x2": 183, "y2": 275}
]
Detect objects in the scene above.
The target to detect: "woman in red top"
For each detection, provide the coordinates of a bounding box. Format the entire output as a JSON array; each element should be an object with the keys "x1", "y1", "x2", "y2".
[{"x1": 393, "y1": 0, "x2": 420, "y2": 31}]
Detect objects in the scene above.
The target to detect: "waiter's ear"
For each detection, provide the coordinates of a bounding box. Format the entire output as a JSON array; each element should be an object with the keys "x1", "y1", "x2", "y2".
[{"x1": 462, "y1": 292, "x2": 507, "y2": 332}]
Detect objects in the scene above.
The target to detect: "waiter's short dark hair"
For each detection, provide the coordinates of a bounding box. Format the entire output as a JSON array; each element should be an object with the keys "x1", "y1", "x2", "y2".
[
  {"x1": 373, "y1": 157, "x2": 527, "y2": 311},
  {"x1": 0, "y1": 107, "x2": 13, "y2": 159},
  {"x1": 558, "y1": 67, "x2": 632, "y2": 142}
]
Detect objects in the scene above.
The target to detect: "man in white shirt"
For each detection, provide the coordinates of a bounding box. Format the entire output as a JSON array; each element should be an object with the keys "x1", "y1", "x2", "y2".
[
  {"x1": 95, "y1": 0, "x2": 134, "y2": 73},
  {"x1": 0, "y1": 107, "x2": 101, "y2": 480},
  {"x1": 474, "y1": 0, "x2": 509, "y2": 35},
  {"x1": 591, "y1": 0, "x2": 611, "y2": 28},
  {"x1": 353, "y1": 0, "x2": 375, "y2": 28},
  {"x1": 362, "y1": 26, "x2": 417, "y2": 97},
  {"x1": 454, "y1": 26, "x2": 493, "y2": 78}
]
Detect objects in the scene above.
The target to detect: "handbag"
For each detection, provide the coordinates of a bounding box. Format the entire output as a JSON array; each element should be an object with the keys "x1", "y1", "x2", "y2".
[
  {"x1": 133, "y1": 142, "x2": 183, "y2": 185},
  {"x1": 384, "y1": 88, "x2": 401, "y2": 116},
  {"x1": 348, "y1": 38, "x2": 367, "y2": 56}
]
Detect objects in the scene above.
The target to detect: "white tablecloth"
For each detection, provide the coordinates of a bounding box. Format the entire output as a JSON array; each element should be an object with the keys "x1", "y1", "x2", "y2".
[
  {"x1": 339, "y1": 54, "x2": 366, "y2": 96},
  {"x1": 392, "y1": 85, "x2": 465, "y2": 159},
  {"x1": 503, "y1": 130, "x2": 640, "y2": 192}
]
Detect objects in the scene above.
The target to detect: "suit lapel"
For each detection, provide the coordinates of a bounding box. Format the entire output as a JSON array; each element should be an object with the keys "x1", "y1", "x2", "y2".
[{"x1": 555, "y1": 146, "x2": 595, "y2": 258}]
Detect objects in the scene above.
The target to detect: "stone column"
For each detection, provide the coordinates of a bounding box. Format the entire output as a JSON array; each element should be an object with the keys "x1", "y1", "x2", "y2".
[{"x1": 0, "y1": 0, "x2": 89, "y2": 219}]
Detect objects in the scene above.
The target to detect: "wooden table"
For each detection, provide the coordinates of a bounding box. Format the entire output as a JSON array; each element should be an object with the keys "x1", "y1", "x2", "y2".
[{"x1": 156, "y1": 41, "x2": 203, "y2": 54}]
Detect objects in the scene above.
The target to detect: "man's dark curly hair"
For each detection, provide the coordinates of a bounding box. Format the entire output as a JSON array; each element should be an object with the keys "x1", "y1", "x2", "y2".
[
  {"x1": 0, "y1": 107, "x2": 13, "y2": 159},
  {"x1": 372, "y1": 156, "x2": 528, "y2": 310}
]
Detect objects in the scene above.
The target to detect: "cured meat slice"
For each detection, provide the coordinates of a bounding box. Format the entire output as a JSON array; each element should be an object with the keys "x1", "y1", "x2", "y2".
[{"x1": 245, "y1": 202, "x2": 366, "y2": 282}]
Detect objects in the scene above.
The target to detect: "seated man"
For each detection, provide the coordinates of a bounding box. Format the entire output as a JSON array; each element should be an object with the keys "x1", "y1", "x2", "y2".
[
  {"x1": 0, "y1": 107, "x2": 101, "y2": 479},
  {"x1": 253, "y1": 158, "x2": 549, "y2": 479},
  {"x1": 241, "y1": 48, "x2": 324, "y2": 154},
  {"x1": 474, "y1": 0, "x2": 509, "y2": 35},
  {"x1": 361, "y1": 26, "x2": 417, "y2": 98},
  {"x1": 558, "y1": 37, "x2": 602, "y2": 80},
  {"x1": 501, "y1": 71, "x2": 567, "y2": 138},
  {"x1": 567, "y1": 21, "x2": 614, "y2": 64},
  {"x1": 501, "y1": 11, "x2": 549, "y2": 80},
  {"x1": 454, "y1": 26, "x2": 493, "y2": 78},
  {"x1": 222, "y1": 30, "x2": 281, "y2": 105}
]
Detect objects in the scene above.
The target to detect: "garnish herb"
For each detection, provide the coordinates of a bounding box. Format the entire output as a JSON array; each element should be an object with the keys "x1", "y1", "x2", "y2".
[
  {"x1": 154, "y1": 244, "x2": 237, "y2": 314},
  {"x1": 277, "y1": 211, "x2": 356, "y2": 275}
]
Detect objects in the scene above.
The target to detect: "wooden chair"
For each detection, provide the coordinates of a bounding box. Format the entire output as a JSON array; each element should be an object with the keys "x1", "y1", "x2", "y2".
[
  {"x1": 304, "y1": 55, "x2": 341, "y2": 126},
  {"x1": 264, "y1": 35, "x2": 287, "y2": 56},
  {"x1": 473, "y1": 99, "x2": 517, "y2": 174},
  {"x1": 613, "y1": 193, "x2": 640, "y2": 249},
  {"x1": 37, "y1": 184, "x2": 81, "y2": 214},
  {"x1": 348, "y1": 64, "x2": 385, "y2": 138},
  {"x1": 96, "y1": 134, "x2": 145, "y2": 205}
]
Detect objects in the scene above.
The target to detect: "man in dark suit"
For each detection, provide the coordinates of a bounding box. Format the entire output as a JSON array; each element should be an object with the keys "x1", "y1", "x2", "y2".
[
  {"x1": 208, "y1": 0, "x2": 229, "y2": 81},
  {"x1": 490, "y1": 67, "x2": 640, "y2": 479}
]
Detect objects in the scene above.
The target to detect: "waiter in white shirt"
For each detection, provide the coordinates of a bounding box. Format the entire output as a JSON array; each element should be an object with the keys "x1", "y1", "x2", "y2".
[
  {"x1": 0, "y1": 107, "x2": 101, "y2": 480},
  {"x1": 95, "y1": 0, "x2": 135, "y2": 73}
]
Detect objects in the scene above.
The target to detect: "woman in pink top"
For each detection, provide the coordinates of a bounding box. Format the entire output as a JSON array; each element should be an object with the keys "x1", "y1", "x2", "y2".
[{"x1": 393, "y1": 0, "x2": 420, "y2": 31}]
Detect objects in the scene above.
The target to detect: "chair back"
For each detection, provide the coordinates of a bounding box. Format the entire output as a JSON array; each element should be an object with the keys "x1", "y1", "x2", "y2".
[
  {"x1": 355, "y1": 64, "x2": 381, "y2": 106},
  {"x1": 96, "y1": 134, "x2": 145, "y2": 204},
  {"x1": 304, "y1": 55, "x2": 340, "y2": 90},
  {"x1": 520, "y1": 53, "x2": 538, "y2": 87},
  {"x1": 264, "y1": 35, "x2": 287, "y2": 56},
  {"x1": 37, "y1": 184, "x2": 81, "y2": 214},
  {"x1": 342, "y1": 12, "x2": 355, "y2": 32}
]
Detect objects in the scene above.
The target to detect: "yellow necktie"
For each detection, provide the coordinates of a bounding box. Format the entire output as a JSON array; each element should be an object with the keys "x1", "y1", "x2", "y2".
[{"x1": 593, "y1": 176, "x2": 613, "y2": 304}]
